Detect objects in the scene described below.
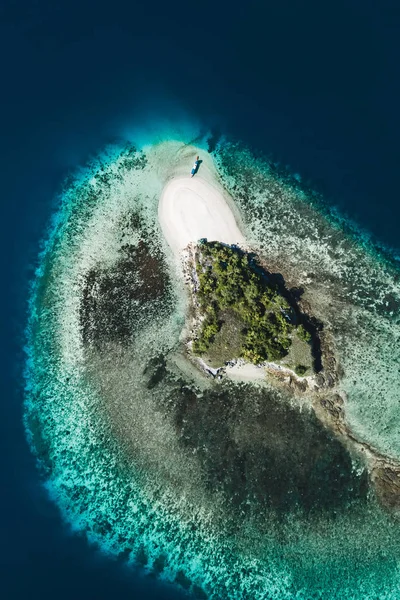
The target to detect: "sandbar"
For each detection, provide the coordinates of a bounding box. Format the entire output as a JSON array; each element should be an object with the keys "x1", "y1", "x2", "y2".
[{"x1": 158, "y1": 175, "x2": 244, "y2": 256}]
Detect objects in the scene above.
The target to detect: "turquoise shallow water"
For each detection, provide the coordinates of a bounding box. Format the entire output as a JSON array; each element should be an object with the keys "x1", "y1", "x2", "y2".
[
  {"x1": 24, "y1": 135, "x2": 400, "y2": 599},
  {"x1": 214, "y1": 143, "x2": 400, "y2": 460}
]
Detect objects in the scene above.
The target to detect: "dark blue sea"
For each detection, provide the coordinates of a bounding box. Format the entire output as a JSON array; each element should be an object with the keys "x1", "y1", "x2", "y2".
[{"x1": 1, "y1": 1, "x2": 399, "y2": 598}]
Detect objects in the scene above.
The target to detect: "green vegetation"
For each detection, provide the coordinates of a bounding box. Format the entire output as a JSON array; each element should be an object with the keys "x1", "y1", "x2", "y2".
[
  {"x1": 294, "y1": 364, "x2": 308, "y2": 376},
  {"x1": 280, "y1": 330, "x2": 313, "y2": 376},
  {"x1": 192, "y1": 242, "x2": 296, "y2": 364},
  {"x1": 297, "y1": 324, "x2": 312, "y2": 344}
]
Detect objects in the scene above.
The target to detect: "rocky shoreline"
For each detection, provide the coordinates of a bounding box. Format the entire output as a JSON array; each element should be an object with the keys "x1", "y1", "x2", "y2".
[{"x1": 181, "y1": 242, "x2": 400, "y2": 513}]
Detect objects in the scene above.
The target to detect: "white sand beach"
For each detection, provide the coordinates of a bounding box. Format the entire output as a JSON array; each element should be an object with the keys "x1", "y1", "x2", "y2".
[{"x1": 158, "y1": 172, "x2": 244, "y2": 256}]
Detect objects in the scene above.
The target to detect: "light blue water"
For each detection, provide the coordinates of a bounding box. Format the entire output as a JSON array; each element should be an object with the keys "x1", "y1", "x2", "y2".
[{"x1": 24, "y1": 133, "x2": 400, "y2": 599}]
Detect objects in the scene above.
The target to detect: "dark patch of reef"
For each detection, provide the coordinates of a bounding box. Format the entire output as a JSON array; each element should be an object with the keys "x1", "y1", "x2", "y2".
[
  {"x1": 146, "y1": 370, "x2": 369, "y2": 518},
  {"x1": 78, "y1": 229, "x2": 400, "y2": 515},
  {"x1": 80, "y1": 237, "x2": 169, "y2": 348}
]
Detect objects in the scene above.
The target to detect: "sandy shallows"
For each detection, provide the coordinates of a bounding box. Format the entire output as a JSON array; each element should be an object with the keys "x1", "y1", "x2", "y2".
[{"x1": 158, "y1": 175, "x2": 245, "y2": 256}]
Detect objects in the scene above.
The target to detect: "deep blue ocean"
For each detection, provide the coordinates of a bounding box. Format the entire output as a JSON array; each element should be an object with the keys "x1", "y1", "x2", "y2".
[{"x1": 1, "y1": 1, "x2": 399, "y2": 598}]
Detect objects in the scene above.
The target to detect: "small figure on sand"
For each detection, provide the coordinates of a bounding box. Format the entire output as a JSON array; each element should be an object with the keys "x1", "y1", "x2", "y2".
[{"x1": 191, "y1": 156, "x2": 200, "y2": 178}]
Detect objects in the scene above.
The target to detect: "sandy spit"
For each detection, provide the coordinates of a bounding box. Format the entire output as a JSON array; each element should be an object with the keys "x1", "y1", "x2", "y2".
[{"x1": 158, "y1": 171, "x2": 245, "y2": 257}]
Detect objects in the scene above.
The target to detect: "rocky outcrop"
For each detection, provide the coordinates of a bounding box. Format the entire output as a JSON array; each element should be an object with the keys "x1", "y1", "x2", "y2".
[{"x1": 371, "y1": 465, "x2": 400, "y2": 511}]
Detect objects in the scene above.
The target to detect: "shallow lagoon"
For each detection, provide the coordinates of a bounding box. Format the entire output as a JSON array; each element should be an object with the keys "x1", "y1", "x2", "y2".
[{"x1": 25, "y1": 137, "x2": 400, "y2": 599}]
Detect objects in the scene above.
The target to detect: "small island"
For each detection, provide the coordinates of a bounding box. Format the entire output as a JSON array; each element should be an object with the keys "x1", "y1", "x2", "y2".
[{"x1": 188, "y1": 241, "x2": 315, "y2": 377}]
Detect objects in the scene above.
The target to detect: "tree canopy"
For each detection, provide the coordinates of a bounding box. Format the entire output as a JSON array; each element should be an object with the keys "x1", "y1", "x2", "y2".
[{"x1": 192, "y1": 242, "x2": 296, "y2": 364}]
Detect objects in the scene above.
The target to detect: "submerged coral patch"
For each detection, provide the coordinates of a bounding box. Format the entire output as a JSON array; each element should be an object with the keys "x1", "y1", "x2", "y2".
[
  {"x1": 215, "y1": 141, "x2": 400, "y2": 459},
  {"x1": 24, "y1": 138, "x2": 400, "y2": 599}
]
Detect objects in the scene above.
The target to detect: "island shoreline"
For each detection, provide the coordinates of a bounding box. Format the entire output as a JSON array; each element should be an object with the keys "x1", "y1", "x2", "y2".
[{"x1": 157, "y1": 149, "x2": 400, "y2": 512}]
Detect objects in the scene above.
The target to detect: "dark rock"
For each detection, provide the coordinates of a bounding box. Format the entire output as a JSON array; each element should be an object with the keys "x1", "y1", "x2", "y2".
[{"x1": 372, "y1": 466, "x2": 400, "y2": 510}]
